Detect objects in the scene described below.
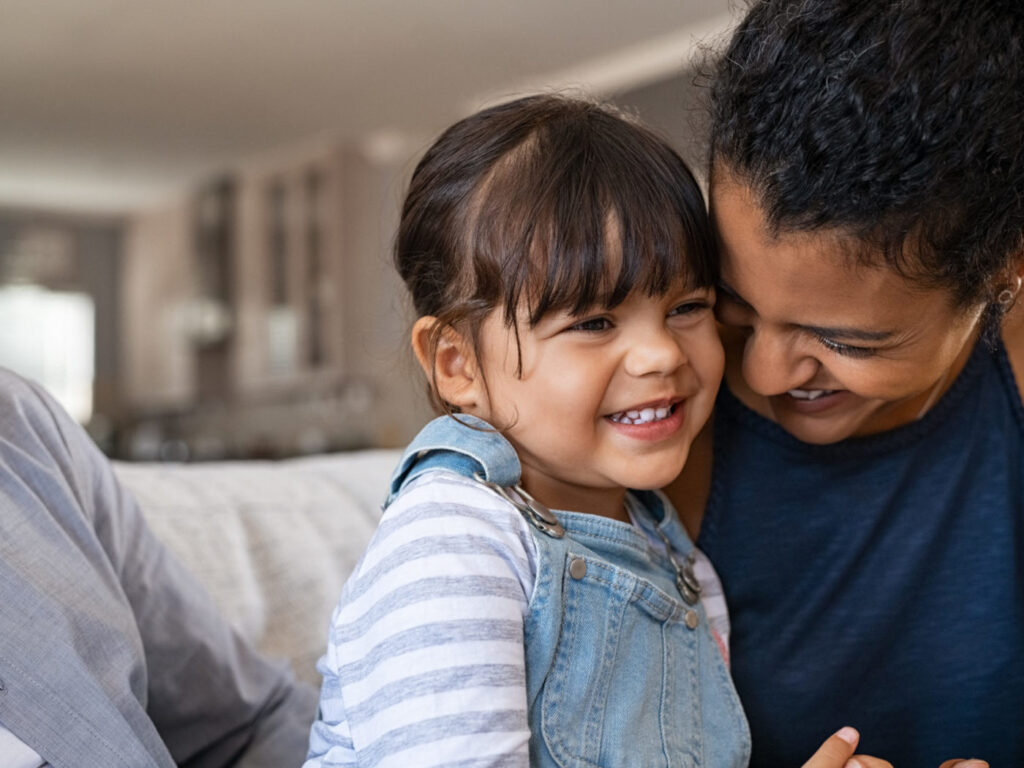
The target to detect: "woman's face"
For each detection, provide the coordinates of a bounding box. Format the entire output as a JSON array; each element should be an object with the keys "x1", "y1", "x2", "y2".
[{"x1": 710, "y1": 175, "x2": 986, "y2": 445}]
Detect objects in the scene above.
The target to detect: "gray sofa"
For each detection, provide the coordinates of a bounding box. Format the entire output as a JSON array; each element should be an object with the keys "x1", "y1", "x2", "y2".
[{"x1": 113, "y1": 448, "x2": 403, "y2": 689}]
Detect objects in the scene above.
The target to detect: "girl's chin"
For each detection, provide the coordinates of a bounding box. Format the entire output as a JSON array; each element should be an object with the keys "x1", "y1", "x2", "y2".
[{"x1": 622, "y1": 460, "x2": 690, "y2": 492}]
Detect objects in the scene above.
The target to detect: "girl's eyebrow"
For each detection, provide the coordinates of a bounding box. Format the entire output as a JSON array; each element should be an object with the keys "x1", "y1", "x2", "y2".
[{"x1": 717, "y1": 281, "x2": 895, "y2": 342}]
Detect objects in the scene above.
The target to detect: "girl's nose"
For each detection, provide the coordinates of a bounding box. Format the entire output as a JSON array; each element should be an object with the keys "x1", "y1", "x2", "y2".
[
  {"x1": 623, "y1": 327, "x2": 687, "y2": 377},
  {"x1": 740, "y1": 326, "x2": 819, "y2": 396}
]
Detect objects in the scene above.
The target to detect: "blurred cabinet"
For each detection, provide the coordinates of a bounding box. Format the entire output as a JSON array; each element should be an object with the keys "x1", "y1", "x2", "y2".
[
  {"x1": 120, "y1": 142, "x2": 364, "y2": 458},
  {"x1": 232, "y1": 146, "x2": 346, "y2": 396}
]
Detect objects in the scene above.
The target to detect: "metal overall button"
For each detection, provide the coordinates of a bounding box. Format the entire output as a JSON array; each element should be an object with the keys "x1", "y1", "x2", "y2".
[
  {"x1": 569, "y1": 557, "x2": 587, "y2": 580},
  {"x1": 472, "y1": 473, "x2": 565, "y2": 538},
  {"x1": 684, "y1": 610, "x2": 699, "y2": 630}
]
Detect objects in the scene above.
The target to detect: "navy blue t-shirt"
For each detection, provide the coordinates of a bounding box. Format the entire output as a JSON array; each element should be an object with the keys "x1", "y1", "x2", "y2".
[{"x1": 699, "y1": 339, "x2": 1024, "y2": 766}]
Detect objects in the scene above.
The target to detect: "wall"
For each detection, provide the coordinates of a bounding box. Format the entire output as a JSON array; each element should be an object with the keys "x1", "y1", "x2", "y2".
[
  {"x1": 122, "y1": 197, "x2": 195, "y2": 410},
  {"x1": 613, "y1": 68, "x2": 711, "y2": 183},
  {"x1": 336, "y1": 146, "x2": 430, "y2": 449}
]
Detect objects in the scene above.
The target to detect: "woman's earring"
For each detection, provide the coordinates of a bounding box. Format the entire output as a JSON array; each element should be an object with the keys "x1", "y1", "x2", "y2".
[{"x1": 997, "y1": 276, "x2": 1023, "y2": 307}]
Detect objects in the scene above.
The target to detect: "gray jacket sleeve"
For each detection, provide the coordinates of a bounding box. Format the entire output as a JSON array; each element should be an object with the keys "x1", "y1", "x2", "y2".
[{"x1": 0, "y1": 369, "x2": 317, "y2": 767}]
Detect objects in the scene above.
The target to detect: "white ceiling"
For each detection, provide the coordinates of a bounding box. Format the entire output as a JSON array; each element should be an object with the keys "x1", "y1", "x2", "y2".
[{"x1": 0, "y1": 1, "x2": 736, "y2": 214}]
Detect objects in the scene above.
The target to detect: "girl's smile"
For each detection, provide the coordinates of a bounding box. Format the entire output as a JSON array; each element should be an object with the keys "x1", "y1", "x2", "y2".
[{"x1": 606, "y1": 399, "x2": 687, "y2": 441}]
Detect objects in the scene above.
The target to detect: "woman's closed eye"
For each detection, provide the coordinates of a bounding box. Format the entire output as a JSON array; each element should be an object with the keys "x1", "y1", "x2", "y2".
[{"x1": 814, "y1": 334, "x2": 877, "y2": 359}]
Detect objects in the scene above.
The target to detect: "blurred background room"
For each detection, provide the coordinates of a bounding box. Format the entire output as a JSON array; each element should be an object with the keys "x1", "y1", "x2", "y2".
[{"x1": 0, "y1": 0, "x2": 736, "y2": 461}]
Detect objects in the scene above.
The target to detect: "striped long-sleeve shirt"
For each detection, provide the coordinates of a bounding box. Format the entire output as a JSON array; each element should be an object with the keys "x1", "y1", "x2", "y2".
[{"x1": 304, "y1": 471, "x2": 729, "y2": 768}]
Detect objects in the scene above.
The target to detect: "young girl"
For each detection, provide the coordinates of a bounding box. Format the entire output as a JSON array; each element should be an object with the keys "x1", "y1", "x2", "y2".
[{"x1": 305, "y1": 95, "x2": 886, "y2": 768}]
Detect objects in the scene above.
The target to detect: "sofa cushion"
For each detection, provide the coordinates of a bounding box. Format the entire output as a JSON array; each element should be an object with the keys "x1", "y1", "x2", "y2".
[{"x1": 113, "y1": 449, "x2": 400, "y2": 688}]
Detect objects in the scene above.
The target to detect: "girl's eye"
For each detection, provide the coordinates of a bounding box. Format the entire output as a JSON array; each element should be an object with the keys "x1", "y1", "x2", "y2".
[
  {"x1": 669, "y1": 300, "x2": 711, "y2": 317},
  {"x1": 568, "y1": 317, "x2": 612, "y2": 333},
  {"x1": 815, "y1": 334, "x2": 877, "y2": 359}
]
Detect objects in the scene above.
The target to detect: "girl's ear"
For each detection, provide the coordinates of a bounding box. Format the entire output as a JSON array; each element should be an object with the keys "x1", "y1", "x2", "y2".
[{"x1": 411, "y1": 316, "x2": 483, "y2": 411}]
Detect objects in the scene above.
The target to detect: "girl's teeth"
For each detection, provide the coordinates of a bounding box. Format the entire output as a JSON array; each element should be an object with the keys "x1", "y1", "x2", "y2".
[
  {"x1": 787, "y1": 389, "x2": 832, "y2": 401},
  {"x1": 611, "y1": 405, "x2": 672, "y2": 424}
]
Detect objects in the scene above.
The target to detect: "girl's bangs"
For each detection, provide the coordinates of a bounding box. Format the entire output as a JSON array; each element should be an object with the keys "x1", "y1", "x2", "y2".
[
  {"x1": 473, "y1": 159, "x2": 713, "y2": 327},
  {"x1": 523, "y1": 199, "x2": 700, "y2": 324}
]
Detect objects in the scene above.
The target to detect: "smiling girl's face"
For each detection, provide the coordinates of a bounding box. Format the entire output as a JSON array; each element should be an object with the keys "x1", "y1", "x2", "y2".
[
  {"x1": 710, "y1": 176, "x2": 987, "y2": 446},
  {"x1": 462, "y1": 279, "x2": 722, "y2": 521}
]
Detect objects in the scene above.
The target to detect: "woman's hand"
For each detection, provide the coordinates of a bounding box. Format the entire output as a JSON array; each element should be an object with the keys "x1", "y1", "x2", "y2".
[
  {"x1": 801, "y1": 727, "x2": 891, "y2": 768},
  {"x1": 801, "y1": 727, "x2": 989, "y2": 768}
]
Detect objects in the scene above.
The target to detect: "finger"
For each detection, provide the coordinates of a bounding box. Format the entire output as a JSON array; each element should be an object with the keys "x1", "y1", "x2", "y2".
[
  {"x1": 937, "y1": 761, "x2": 988, "y2": 768},
  {"x1": 849, "y1": 756, "x2": 894, "y2": 768},
  {"x1": 801, "y1": 727, "x2": 859, "y2": 768}
]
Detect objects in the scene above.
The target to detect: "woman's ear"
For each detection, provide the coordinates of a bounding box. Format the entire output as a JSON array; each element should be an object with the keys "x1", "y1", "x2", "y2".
[
  {"x1": 994, "y1": 259, "x2": 1024, "y2": 305},
  {"x1": 411, "y1": 316, "x2": 483, "y2": 411}
]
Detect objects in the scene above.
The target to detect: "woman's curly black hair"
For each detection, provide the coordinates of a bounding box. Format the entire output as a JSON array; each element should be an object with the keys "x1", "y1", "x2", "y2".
[{"x1": 710, "y1": 0, "x2": 1024, "y2": 310}]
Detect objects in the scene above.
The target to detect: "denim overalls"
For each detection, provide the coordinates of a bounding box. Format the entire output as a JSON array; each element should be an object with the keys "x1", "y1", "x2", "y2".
[{"x1": 387, "y1": 415, "x2": 751, "y2": 768}]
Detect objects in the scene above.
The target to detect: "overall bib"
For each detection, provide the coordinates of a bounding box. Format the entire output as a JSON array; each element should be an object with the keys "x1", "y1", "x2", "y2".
[{"x1": 388, "y1": 415, "x2": 750, "y2": 767}]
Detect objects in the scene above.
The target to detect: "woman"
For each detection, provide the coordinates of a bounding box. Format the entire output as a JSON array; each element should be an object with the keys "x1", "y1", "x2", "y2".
[{"x1": 666, "y1": 0, "x2": 1024, "y2": 765}]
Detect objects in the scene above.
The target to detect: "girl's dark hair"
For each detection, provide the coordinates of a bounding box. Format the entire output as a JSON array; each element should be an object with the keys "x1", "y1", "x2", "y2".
[
  {"x1": 710, "y1": 0, "x2": 1024, "y2": 311},
  {"x1": 396, "y1": 93, "x2": 715, "y2": 413}
]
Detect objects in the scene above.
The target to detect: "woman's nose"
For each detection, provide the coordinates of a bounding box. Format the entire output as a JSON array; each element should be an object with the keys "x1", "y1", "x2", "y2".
[
  {"x1": 740, "y1": 326, "x2": 818, "y2": 396},
  {"x1": 623, "y1": 327, "x2": 687, "y2": 377}
]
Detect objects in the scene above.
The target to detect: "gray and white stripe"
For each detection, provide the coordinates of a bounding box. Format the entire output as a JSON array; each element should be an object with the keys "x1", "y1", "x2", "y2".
[{"x1": 306, "y1": 473, "x2": 536, "y2": 768}]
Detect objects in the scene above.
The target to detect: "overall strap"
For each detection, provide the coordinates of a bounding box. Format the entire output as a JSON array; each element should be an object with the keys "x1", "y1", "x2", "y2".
[
  {"x1": 386, "y1": 415, "x2": 564, "y2": 538},
  {"x1": 386, "y1": 414, "x2": 521, "y2": 506}
]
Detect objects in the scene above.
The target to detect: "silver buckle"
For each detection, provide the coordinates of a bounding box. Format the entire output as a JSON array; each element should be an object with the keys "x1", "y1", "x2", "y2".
[{"x1": 473, "y1": 473, "x2": 565, "y2": 539}]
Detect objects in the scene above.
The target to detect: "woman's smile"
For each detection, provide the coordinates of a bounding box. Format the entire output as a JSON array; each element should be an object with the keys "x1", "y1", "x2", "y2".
[{"x1": 775, "y1": 388, "x2": 848, "y2": 414}]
